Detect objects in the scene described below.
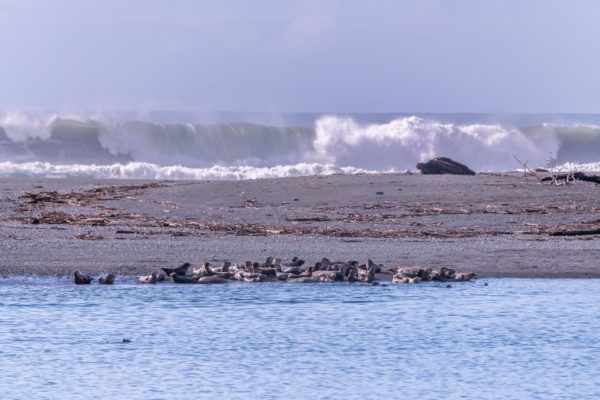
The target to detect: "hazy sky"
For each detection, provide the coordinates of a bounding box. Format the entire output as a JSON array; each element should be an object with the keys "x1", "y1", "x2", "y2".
[{"x1": 1, "y1": 0, "x2": 599, "y2": 113}]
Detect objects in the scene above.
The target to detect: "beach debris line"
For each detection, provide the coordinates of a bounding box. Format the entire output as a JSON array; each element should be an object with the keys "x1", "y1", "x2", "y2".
[
  {"x1": 73, "y1": 232, "x2": 104, "y2": 240},
  {"x1": 19, "y1": 183, "x2": 165, "y2": 208},
  {"x1": 15, "y1": 183, "x2": 600, "y2": 239}
]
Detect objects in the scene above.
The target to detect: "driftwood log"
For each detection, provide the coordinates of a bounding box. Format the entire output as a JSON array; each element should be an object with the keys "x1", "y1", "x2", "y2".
[
  {"x1": 416, "y1": 157, "x2": 475, "y2": 175},
  {"x1": 541, "y1": 172, "x2": 600, "y2": 185}
]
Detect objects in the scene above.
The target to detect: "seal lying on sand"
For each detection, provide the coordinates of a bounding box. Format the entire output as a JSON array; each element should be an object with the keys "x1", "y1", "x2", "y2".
[
  {"x1": 288, "y1": 257, "x2": 305, "y2": 267},
  {"x1": 162, "y1": 263, "x2": 190, "y2": 277},
  {"x1": 287, "y1": 276, "x2": 319, "y2": 283},
  {"x1": 139, "y1": 271, "x2": 165, "y2": 284},
  {"x1": 98, "y1": 273, "x2": 115, "y2": 284},
  {"x1": 170, "y1": 273, "x2": 198, "y2": 284},
  {"x1": 74, "y1": 271, "x2": 92, "y2": 284},
  {"x1": 392, "y1": 266, "x2": 475, "y2": 283},
  {"x1": 392, "y1": 276, "x2": 421, "y2": 284},
  {"x1": 170, "y1": 272, "x2": 228, "y2": 284},
  {"x1": 197, "y1": 275, "x2": 228, "y2": 284},
  {"x1": 192, "y1": 262, "x2": 214, "y2": 278}
]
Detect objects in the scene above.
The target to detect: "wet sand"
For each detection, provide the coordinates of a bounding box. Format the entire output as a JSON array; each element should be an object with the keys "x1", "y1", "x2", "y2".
[{"x1": 0, "y1": 173, "x2": 599, "y2": 278}]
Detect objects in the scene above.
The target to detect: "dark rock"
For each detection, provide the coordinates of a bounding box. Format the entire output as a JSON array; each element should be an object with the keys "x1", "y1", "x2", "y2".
[{"x1": 416, "y1": 157, "x2": 475, "y2": 175}]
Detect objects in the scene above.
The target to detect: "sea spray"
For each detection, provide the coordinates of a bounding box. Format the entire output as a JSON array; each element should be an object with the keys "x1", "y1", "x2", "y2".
[
  {"x1": 0, "y1": 110, "x2": 56, "y2": 142},
  {"x1": 313, "y1": 116, "x2": 559, "y2": 171},
  {"x1": 0, "y1": 111, "x2": 599, "y2": 179}
]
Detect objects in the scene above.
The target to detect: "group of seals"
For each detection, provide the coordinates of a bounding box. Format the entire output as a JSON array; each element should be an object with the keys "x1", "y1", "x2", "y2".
[
  {"x1": 144, "y1": 257, "x2": 383, "y2": 285},
  {"x1": 390, "y1": 266, "x2": 476, "y2": 284},
  {"x1": 73, "y1": 271, "x2": 115, "y2": 285},
  {"x1": 73, "y1": 259, "x2": 476, "y2": 286}
]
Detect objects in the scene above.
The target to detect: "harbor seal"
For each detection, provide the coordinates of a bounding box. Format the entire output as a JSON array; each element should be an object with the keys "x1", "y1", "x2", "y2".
[
  {"x1": 98, "y1": 273, "x2": 115, "y2": 284},
  {"x1": 74, "y1": 271, "x2": 92, "y2": 284},
  {"x1": 192, "y1": 262, "x2": 214, "y2": 277},
  {"x1": 162, "y1": 263, "x2": 190, "y2": 277},
  {"x1": 197, "y1": 275, "x2": 228, "y2": 284},
  {"x1": 170, "y1": 273, "x2": 198, "y2": 284},
  {"x1": 139, "y1": 271, "x2": 165, "y2": 284}
]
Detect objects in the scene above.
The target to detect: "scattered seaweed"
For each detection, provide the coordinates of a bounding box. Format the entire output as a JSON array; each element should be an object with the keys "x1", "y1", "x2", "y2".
[
  {"x1": 18, "y1": 183, "x2": 165, "y2": 210},
  {"x1": 73, "y1": 232, "x2": 104, "y2": 240},
  {"x1": 9, "y1": 181, "x2": 600, "y2": 240}
]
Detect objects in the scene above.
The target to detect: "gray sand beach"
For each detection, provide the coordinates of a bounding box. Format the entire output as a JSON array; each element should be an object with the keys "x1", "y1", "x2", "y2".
[{"x1": 0, "y1": 173, "x2": 599, "y2": 278}]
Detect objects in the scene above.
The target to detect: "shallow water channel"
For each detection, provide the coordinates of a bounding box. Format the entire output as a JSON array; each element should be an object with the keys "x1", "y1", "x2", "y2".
[{"x1": 0, "y1": 277, "x2": 599, "y2": 399}]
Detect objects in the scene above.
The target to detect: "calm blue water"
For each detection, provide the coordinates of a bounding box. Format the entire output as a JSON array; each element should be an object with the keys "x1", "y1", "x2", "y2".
[{"x1": 1, "y1": 278, "x2": 599, "y2": 400}]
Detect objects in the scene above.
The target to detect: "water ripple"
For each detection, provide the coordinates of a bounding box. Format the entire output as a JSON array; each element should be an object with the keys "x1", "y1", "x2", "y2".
[{"x1": 0, "y1": 279, "x2": 599, "y2": 399}]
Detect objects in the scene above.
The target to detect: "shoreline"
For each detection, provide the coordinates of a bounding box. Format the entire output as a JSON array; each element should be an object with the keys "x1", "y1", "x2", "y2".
[{"x1": 1, "y1": 173, "x2": 599, "y2": 278}]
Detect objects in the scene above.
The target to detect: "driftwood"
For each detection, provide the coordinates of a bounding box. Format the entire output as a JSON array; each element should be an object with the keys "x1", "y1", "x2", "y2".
[
  {"x1": 541, "y1": 172, "x2": 600, "y2": 185},
  {"x1": 416, "y1": 157, "x2": 475, "y2": 175},
  {"x1": 513, "y1": 155, "x2": 599, "y2": 186},
  {"x1": 548, "y1": 227, "x2": 600, "y2": 237}
]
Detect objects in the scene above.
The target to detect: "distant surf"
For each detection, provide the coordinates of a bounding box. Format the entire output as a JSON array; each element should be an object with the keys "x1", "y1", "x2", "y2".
[{"x1": 1, "y1": 111, "x2": 599, "y2": 179}]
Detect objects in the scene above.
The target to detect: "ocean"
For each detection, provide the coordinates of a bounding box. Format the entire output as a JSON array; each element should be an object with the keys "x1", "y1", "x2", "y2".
[
  {"x1": 1, "y1": 111, "x2": 599, "y2": 180},
  {"x1": 1, "y1": 277, "x2": 599, "y2": 399}
]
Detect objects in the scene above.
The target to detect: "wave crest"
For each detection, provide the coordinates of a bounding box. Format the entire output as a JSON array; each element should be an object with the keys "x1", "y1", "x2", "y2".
[{"x1": 314, "y1": 116, "x2": 560, "y2": 171}]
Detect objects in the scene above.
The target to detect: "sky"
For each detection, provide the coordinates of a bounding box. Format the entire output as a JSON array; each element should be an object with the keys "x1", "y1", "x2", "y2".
[{"x1": 1, "y1": 0, "x2": 599, "y2": 113}]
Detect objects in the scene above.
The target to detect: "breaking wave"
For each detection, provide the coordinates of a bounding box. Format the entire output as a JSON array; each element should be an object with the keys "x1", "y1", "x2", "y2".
[
  {"x1": 0, "y1": 161, "x2": 368, "y2": 180},
  {"x1": 0, "y1": 111, "x2": 599, "y2": 179}
]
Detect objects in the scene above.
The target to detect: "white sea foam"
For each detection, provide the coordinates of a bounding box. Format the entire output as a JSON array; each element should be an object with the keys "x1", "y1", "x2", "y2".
[
  {"x1": 0, "y1": 161, "x2": 370, "y2": 180},
  {"x1": 552, "y1": 161, "x2": 600, "y2": 173},
  {"x1": 313, "y1": 116, "x2": 560, "y2": 171},
  {"x1": 0, "y1": 159, "x2": 597, "y2": 181}
]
